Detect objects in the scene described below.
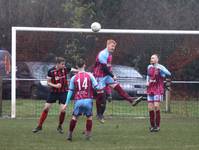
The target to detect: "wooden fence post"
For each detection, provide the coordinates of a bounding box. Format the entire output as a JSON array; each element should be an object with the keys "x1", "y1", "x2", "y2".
[{"x1": 165, "y1": 79, "x2": 171, "y2": 113}]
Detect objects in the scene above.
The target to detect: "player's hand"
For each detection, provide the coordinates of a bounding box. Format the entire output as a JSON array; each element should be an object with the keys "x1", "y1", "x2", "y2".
[
  {"x1": 55, "y1": 83, "x2": 62, "y2": 88},
  {"x1": 113, "y1": 75, "x2": 117, "y2": 80},
  {"x1": 71, "y1": 68, "x2": 79, "y2": 73},
  {"x1": 63, "y1": 104, "x2": 67, "y2": 111}
]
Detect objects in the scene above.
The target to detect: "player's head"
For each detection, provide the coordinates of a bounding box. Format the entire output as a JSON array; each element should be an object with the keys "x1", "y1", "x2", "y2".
[
  {"x1": 106, "y1": 39, "x2": 117, "y2": 53},
  {"x1": 76, "y1": 58, "x2": 86, "y2": 69},
  {"x1": 55, "y1": 57, "x2": 65, "y2": 69},
  {"x1": 150, "y1": 54, "x2": 159, "y2": 65}
]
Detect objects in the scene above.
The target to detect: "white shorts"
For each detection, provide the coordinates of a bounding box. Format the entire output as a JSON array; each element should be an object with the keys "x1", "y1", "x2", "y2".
[{"x1": 147, "y1": 94, "x2": 163, "y2": 103}]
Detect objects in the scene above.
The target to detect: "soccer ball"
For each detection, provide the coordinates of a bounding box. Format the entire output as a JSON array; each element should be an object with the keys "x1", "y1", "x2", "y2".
[{"x1": 91, "y1": 22, "x2": 101, "y2": 32}]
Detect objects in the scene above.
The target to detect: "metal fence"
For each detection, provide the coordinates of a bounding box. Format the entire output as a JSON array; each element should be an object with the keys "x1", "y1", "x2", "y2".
[{"x1": 1, "y1": 79, "x2": 199, "y2": 119}]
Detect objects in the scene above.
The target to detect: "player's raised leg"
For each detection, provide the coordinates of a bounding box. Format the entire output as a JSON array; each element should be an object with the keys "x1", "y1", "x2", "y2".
[{"x1": 107, "y1": 76, "x2": 143, "y2": 106}]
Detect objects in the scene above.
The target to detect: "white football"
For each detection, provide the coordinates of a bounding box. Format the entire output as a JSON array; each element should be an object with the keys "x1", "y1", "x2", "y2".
[{"x1": 91, "y1": 22, "x2": 101, "y2": 32}]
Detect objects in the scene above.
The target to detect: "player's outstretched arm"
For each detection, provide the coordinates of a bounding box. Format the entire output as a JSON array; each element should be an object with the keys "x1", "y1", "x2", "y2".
[
  {"x1": 65, "y1": 90, "x2": 73, "y2": 106},
  {"x1": 146, "y1": 75, "x2": 150, "y2": 86},
  {"x1": 64, "y1": 76, "x2": 75, "y2": 109},
  {"x1": 89, "y1": 73, "x2": 101, "y2": 90},
  {"x1": 156, "y1": 64, "x2": 171, "y2": 76},
  {"x1": 71, "y1": 67, "x2": 78, "y2": 73}
]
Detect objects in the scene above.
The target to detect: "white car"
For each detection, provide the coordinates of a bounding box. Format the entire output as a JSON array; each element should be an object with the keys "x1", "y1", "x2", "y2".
[{"x1": 111, "y1": 65, "x2": 147, "y2": 99}]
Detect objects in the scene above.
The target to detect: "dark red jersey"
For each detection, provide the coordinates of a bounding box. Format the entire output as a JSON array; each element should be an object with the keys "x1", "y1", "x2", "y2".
[
  {"x1": 73, "y1": 72, "x2": 95, "y2": 100},
  {"x1": 93, "y1": 48, "x2": 112, "y2": 77},
  {"x1": 147, "y1": 65, "x2": 164, "y2": 95}
]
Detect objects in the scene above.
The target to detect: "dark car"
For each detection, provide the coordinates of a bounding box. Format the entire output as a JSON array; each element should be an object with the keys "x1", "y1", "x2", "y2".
[
  {"x1": 16, "y1": 61, "x2": 54, "y2": 99},
  {"x1": 2, "y1": 61, "x2": 54, "y2": 99},
  {"x1": 111, "y1": 65, "x2": 147, "y2": 99}
]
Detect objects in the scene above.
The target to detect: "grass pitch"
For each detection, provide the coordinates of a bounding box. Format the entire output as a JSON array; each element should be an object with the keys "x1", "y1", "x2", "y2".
[
  {"x1": 0, "y1": 116, "x2": 199, "y2": 150},
  {"x1": 0, "y1": 99, "x2": 199, "y2": 150}
]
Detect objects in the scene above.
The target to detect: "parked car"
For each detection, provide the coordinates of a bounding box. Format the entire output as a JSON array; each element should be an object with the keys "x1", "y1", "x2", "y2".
[
  {"x1": 2, "y1": 61, "x2": 54, "y2": 99},
  {"x1": 15, "y1": 61, "x2": 54, "y2": 99},
  {"x1": 111, "y1": 65, "x2": 147, "y2": 99}
]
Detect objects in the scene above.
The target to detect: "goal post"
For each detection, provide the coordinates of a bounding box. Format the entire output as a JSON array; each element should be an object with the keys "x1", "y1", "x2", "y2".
[{"x1": 11, "y1": 26, "x2": 199, "y2": 118}]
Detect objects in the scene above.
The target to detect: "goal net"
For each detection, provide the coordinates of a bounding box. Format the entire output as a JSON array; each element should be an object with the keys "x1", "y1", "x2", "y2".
[{"x1": 3, "y1": 27, "x2": 199, "y2": 118}]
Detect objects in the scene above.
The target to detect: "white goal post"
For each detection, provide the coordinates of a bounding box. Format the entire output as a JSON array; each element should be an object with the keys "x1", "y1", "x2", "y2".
[{"x1": 11, "y1": 26, "x2": 199, "y2": 118}]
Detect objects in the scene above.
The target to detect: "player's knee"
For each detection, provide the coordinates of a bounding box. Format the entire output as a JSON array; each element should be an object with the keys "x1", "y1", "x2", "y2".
[
  {"x1": 43, "y1": 107, "x2": 50, "y2": 112},
  {"x1": 110, "y1": 83, "x2": 117, "y2": 88},
  {"x1": 44, "y1": 109, "x2": 49, "y2": 113},
  {"x1": 87, "y1": 116, "x2": 92, "y2": 120},
  {"x1": 72, "y1": 116, "x2": 77, "y2": 121},
  {"x1": 60, "y1": 109, "x2": 66, "y2": 113},
  {"x1": 154, "y1": 102, "x2": 160, "y2": 109},
  {"x1": 154, "y1": 105, "x2": 160, "y2": 110},
  {"x1": 148, "y1": 103, "x2": 154, "y2": 110}
]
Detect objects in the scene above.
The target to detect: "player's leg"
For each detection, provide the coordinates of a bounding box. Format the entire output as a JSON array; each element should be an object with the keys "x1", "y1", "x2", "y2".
[
  {"x1": 105, "y1": 86, "x2": 112, "y2": 102},
  {"x1": 84, "y1": 100, "x2": 93, "y2": 140},
  {"x1": 32, "y1": 102, "x2": 52, "y2": 133},
  {"x1": 67, "y1": 100, "x2": 82, "y2": 141},
  {"x1": 57, "y1": 92, "x2": 67, "y2": 134},
  {"x1": 96, "y1": 91, "x2": 106, "y2": 123},
  {"x1": 153, "y1": 95, "x2": 162, "y2": 132},
  {"x1": 85, "y1": 116, "x2": 93, "y2": 140},
  {"x1": 32, "y1": 92, "x2": 57, "y2": 133},
  {"x1": 57, "y1": 104, "x2": 65, "y2": 134},
  {"x1": 106, "y1": 76, "x2": 142, "y2": 105},
  {"x1": 105, "y1": 76, "x2": 132, "y2": 102},
  {"x1": 95, "y1": 77, "x2": 107, "y2": 122},
  {"x1": 100, "y1": 93, "x2": 106, "y2": 120},
  {"x1": 147, "y1": 95, "x2": 155, "y2": 132},
  {"x1": 67, "y1": 115, "x2": 78, "y2": 141},
  {"x1": 96, "y1": 91, "x2": 103, "y2": 120}
]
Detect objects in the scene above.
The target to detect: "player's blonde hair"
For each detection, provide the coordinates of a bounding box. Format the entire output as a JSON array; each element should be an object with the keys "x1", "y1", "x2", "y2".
[{"x1": 106, "y1": 39, "x2": 117, "y2": 45}]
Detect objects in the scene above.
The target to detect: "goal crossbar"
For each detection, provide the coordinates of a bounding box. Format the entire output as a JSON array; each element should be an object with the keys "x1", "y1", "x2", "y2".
[
  {"x1": 11, "y1": 26, "x2": 199, "y2": 118},
  {"x1": 12, "y1": 26, "x2": 199, "y2": 34}
]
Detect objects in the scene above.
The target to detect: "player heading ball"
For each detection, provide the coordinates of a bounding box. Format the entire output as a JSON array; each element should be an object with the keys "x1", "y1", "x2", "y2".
[{"x1": 93, "y1": 39, "x2": 143, "y2": 123}]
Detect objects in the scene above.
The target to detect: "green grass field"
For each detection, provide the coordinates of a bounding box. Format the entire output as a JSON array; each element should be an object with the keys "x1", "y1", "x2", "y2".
[
  {"x1": 0, "y1": 117, "x2": 199, "y2": 150},
  {"x1": 1, "y1": 99, "x2": 199, "y2": 118},
  {"x1": 0, "y1": 99, "x2": 199, "y2": 150}
]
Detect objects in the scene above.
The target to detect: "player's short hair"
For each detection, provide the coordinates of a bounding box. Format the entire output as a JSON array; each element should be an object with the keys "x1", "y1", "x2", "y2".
[
  {"x1": 107, "y1": 39, "x2": 117, "y2": 45},
  {"x1": 152, "y1": 54, "x2": 160, "y2": 59},
  {"x1": 76, "y1": 58, "x2": 85, "y2": 68},
  {"x1": 55, "y1": 57, "x2": 65, "y2": 64}
]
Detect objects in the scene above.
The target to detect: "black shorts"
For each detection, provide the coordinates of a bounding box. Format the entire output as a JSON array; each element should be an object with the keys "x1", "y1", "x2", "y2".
[{"x1": 46, "y1": 92, "x2": 67, "y2": 104}]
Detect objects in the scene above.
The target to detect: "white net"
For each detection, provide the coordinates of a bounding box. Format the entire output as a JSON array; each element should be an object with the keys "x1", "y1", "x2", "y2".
[{"x1": 5, "y1": 27, "x2": 199, "y2": 118}]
